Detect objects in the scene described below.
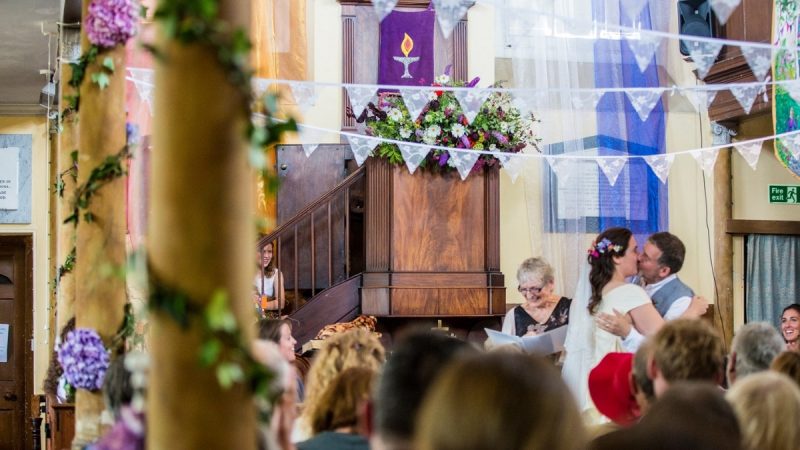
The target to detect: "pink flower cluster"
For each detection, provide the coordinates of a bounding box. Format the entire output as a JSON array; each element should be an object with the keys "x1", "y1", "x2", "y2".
[{"x1": 85, "y1": 0, "x2": 138, "y2": 48}]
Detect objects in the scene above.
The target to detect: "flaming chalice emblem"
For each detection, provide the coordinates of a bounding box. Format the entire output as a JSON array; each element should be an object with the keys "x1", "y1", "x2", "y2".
[{"x1": 393, "y1": 33, "x2": 420, "y2": 79}]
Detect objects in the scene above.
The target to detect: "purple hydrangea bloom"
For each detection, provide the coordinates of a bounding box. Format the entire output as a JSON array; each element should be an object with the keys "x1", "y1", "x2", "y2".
[
  {"x1": 438, "y1": 152, "x2": 450, "y2": 166},
  {"x1": 90, "y1": 407, "x2": 145, "y2": 450},
  {"x1": 85, "y1": 0, "x2": 138, "y2": 48},
  {"x1": 57, "y1": 328, "x2": 110, "y2": 391}
]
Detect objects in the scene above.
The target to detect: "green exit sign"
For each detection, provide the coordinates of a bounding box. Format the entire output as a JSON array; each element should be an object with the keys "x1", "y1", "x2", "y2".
[{"x1": 769, "y1": 185, "x2": 800, "y2": 204}]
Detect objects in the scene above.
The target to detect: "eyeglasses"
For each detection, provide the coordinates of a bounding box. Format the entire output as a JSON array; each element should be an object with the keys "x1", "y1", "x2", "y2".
[{"x1": 518, "y1": 285, "x2": 544, "y2": 295}]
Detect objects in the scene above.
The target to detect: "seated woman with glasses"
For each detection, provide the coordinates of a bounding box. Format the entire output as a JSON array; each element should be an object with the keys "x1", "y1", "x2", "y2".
[{"x1": 501, "y1": 257, "x2": 572, "y2": 337}]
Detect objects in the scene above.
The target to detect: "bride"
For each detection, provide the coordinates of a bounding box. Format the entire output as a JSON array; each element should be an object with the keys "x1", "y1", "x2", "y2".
[{"x1": 562, "y1": 227, "x2": 665, "y2": 422}]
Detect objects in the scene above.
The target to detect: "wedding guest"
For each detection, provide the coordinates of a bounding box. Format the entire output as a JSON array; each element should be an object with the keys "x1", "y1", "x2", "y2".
[
  {"x1": 727, "y1": 372, "x2": 800, "y2": 450},
  {"x1": 258, "y1": 318, "x2": 304, "y2": 402},
  {"x1": 770, "y1": 351, "x2": 800, "y2": 388},
  {"x1": 415, "y1": 352, "x2": 585, "y2": 450},
  {"x1": 254, "y1": 242, "x2": 285, "y2": 317},
  {"x1": 502, "y1": 257, "x2": 571, "y2": 337},
  {"x1": 726, "y1": 322, "x2": 784, "y2": 386},
  {"x1": 780, "y1": 304, "x2": 800, "y2": 351},
  {"x1": 298, "y1": 367, "x2": 376, "y2": 450}
]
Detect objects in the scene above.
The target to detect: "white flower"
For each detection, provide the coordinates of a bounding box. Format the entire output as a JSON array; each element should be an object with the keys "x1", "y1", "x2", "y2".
[
  {"x1": 435, "y1": 74, "x2": 451, "y2": 85},
  {"x1": 451, "y1": 123, "x2": 466, "y2": 138},
  {"x1": 424, "y1": 113, "x2": 435, "y2": 123},
  {"x1": 423, "y1": 134, "x2": 438, "y2": 145},
  {"x1": 399, "y1": 128, "x2": 412, "y2": 139},
  {"x1": 387, "y1": 108, "x2": 403, "y2": 122},
  {"x1": 427, "y1": 90, "x2": 438, "y2": 102},
  {"x1": 499, "y1": 122, "x2": 509, "y2": 133},
  {"x1": 425, "y1": 124, "x2": 441, "y2": 138}
]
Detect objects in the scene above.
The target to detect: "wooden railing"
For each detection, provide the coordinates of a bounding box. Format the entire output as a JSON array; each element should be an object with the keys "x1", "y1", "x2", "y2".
[{"x1": 257, "y1": 165, "x2": 366, "y2": 313}]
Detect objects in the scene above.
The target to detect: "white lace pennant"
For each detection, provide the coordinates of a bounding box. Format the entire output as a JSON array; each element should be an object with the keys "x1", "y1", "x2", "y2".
[
  {"x1": 730, "y1": 84, "x2": 760, "y2": 114},
  {"x1": 454, "y1": 89, "x2": 491, "y2": 124},
  {"x1": 131, "y1": 80, "x2": 154, "y2": 114},
  {"x1": 620, "y1": 0, "x2": 649, "y2": 22},
  {"x1": 497, "y1": 153, "x2": 523, "y2": 184},
  {"x1": 691, "y1": 148, "x2": 720, "y2": 175},
  {"x1": 570, "y1": 92, "x2": 604, "y2": 110},
  {"x1": 545, "y1": 156, "x2": 575, "y2": 184},
  {"x1": 741, "y1": 46, "x2": 772, "y2": 82},
  {"x1": 432, "y1": 0, "x2": 470, "y2": 39},
  {"x1": 346, "y1": 86, "x2": 377, "y2": 118},
  {"x1": 289, "y1": 82, "x2": 318, "y2": 112},
  {"x1": 781, "y1": 135, "x2": 800, "y2": 160},
  {"x1": 626, "y1": 34, "x2": 661, "y2": 72},
  {"x1": 373, "y1": 0, "x2": 399, "y2": 22},
  {"x1": 683, "y1": 89, "x2": 718, "y2": 112},
  {"x1": 297, "y1": 125, "x2": 322, "y2": 158},
  {"x1": 252, "y1": 78, "x2": 271, "y2": 97},
  {"x1": 397, "y1": 143, "x2": 430, "y2": 174},
  {"x1": 733, "y1": 141, "x2": 762, "y2": 170},
  {"x1": 345, "y1": 134, "x2": 380, "y2": 167},
  {"x1": 625, "y1": 90, "x2": 663, "y2": 121},
  {"x1": 512, "y1": 91, "x2": 543, "y2": 117},
  {"x1": 596, "y1": 156, "x2": 628, "y2": 186},
  {"x1": 688, "y1": 40, "x2": 723, "y2": 80},
  {"x1": 449, "y1": 150, "x2": 480, "y2": 181},
  {"x1": 643, "y1": 154, "x2": 675, "y2": 184},
  {"x1": 399, "y1": 88, "x2": 430, "y2": 121},
  {"x1": 709, "y1": 0, "x2": 741, "y2": 25}
]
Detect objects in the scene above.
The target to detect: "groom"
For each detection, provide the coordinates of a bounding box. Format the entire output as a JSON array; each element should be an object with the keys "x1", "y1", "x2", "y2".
[{"x1": 597, "y1": 232, "x2": 704, "y2": 352}]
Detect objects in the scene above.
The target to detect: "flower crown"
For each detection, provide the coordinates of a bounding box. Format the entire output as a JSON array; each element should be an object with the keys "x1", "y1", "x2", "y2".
[{"x1": 587, "y1": 238, "x2": 624, "y2": 260}]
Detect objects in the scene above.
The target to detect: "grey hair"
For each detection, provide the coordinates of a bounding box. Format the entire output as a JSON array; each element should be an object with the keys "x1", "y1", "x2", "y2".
[
  {"x1": 732, "y1": 322, "x2": 785, "y2": 380},
  {"x1": 516, "y1": 257, "x2": 554, "y2": 286}
]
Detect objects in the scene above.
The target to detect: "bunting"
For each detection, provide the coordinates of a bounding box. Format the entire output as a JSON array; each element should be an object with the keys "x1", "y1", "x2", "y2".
[
  {"x1": 345, "y1": 134, "x2": 381, "y2": 166},
  {"x1": 625, "y1": 90, "x2": 663, "y2": 122},
  {"x1": 643, "y1": 154, "x2": 675, "y2": 184},
  {"x1": 449, "y1": 150, "x2": 480, "y2": 181},
  {"x1": 432, "y1": 0, "x2": 470, "y2": 39},
  {"x1": 397, "y1": 143, "x2": 430, "y2": 174},
  {"x1": 691, "y1": 148, "x2": 720, "y2": 175},
  {"x1": 733, "y1": 141, "x2": 762, "y2": 170},
  {"x1": 709, "y1": 0, "x2": 742, "y2": 26},
  {"x1": 688, "y1": 41, "x2": 724, "y2": 80},
  {"x1": 596, "y1": 156, "x2": 628, "y2": 186}
]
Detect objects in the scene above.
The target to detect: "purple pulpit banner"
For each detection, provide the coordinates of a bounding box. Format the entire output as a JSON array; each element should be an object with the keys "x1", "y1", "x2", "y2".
[{"x1": 378, "y1": 10, "x2": 435, "y2": 87}]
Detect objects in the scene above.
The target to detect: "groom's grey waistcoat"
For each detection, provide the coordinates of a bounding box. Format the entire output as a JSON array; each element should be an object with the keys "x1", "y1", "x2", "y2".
[{"x1": 650, "y1": 277, "x2": 694, "y2": 317}]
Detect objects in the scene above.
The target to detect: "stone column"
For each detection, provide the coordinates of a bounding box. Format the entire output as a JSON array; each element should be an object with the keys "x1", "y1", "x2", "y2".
[
  {"x1": 72, "y1": 3, "x2": 128, "y2": 447},
  {"x1": 147, "y1": 1, "x2": 256, "y2": 448},
  {"x1": 711, "y1": 122, "x2": 736, "y2": 347}
]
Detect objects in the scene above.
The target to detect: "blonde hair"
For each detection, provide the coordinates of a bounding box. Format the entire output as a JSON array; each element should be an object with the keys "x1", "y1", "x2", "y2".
[
  {"x1": 302, "y1": 329, "x2": 385, "y2": 422},
  {"x1": 726, "y1": 371, "x2": 800, "y2": 450},
  {"x1": 415, "y1": 352, "x2": 585, "y2": 450},
  {"x1": 771, "y1": 351, "x2": 800, "y2": 388},
  {"x1": 307, "y1": 367, "x2": 376, "y2": 435}
]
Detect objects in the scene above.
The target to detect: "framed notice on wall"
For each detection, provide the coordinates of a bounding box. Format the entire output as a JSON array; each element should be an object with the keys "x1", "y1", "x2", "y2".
[{"x1": 0, "y1": 135, "x2": 31, "y2": 224}]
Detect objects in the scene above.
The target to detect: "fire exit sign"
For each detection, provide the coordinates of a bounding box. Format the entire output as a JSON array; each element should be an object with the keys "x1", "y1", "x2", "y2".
[{"x1": 769, "y1": 185, "x2": 800, "y2": 204}]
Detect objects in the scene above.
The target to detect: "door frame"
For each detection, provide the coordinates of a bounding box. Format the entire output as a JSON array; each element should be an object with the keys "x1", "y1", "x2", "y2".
[{"x1": 0, "y1": 234, "x2": 34, "y2": 449}]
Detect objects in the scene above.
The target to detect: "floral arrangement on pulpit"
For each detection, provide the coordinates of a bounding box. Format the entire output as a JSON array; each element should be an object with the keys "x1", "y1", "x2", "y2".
[{"x1": 358, "y1": 69, "x2": 540, "y2": 174}]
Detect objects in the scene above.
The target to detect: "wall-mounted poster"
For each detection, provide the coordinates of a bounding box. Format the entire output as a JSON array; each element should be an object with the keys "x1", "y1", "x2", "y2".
[
  {"x1": 0, "y1": 135, "x2": 31, "y2": 223},
  {"x1": 0, "y1": 147, "x2": 20, "y2": 210},
  {"x1": 773, "y1": 0, "x2": 800, "y2": 179}
]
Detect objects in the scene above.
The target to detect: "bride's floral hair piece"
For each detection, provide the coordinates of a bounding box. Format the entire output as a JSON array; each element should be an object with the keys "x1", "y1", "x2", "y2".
[{"x1": 587, "y1": 238, "x2": 623, "y2": 260}]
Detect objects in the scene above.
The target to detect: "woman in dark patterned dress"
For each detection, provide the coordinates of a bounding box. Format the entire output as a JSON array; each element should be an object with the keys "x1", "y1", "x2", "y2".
[{"x1": 502, "y1": 257, "x2": 571, "y2": 337}]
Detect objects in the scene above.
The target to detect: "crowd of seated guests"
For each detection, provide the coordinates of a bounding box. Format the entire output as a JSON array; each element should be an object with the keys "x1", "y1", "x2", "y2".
[{"x1": 250, "y1": 298, "x2": 800, "y2": 450}]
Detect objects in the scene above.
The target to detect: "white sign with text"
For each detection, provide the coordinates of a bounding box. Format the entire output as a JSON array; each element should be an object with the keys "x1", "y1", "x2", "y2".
[{"x1": 0, "y1": 147, "x2": 20, "y2": 210}]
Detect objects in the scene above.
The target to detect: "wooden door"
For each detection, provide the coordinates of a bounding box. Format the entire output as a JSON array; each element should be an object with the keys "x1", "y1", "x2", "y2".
[{"x1": 0, "y1": 235, "x2": 32, "y2": 450}]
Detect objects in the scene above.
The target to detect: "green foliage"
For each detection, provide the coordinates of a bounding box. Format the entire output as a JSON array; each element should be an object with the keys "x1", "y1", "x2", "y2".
[
  {"x1": 51, "y1": 246, "x2": 76, "y2": 293},
  {"x1": 64, "y1": 145, "x2": 130, "y2": 226}
]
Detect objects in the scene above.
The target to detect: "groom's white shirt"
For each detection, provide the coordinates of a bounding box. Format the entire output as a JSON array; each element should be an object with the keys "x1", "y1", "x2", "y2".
[{"x1": 619, "y1": 274, "x2": 692, "y2": 352}]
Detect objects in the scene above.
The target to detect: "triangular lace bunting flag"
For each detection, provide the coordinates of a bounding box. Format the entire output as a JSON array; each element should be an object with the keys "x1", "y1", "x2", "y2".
[
  {"x1": 454, "y1": 89, "x2": 491, "y2": 124},
  {"x1": 297, "y1": 125, "x2": 322, "y2": 157},
  {"x1": 620, "y1": 0, "x2": 649, "y2": 22},
  {"x1": 710, "y1": 0, "x2": 741, "y2": 25},
  {"x1": 497, "y1": 154, "x2": 523, "y2": 184},
  {"x1": 449, "y1": 150, "x2": 480, "y2": 180},
  {"x1": 345, "y1": 134, "x2": 380, "y2": 167},
  {"x1": 545, "y1": 156, "x2": 575, "y2": 184},
  {"x1": 625, "y1": 90, "x2": 663, "y2": 121},
  {"x1": 289, "y1": 82, "x2": 318, "y2": 112},
  {"x1": 399, "y1": 88, "x2": 431, "y2": 121},
  {"x1": 682, "y1": 89, "x2": 718, "y2": 112},
  {"x1": 252, "y1": 78, "x2": 271, "y2": 97},
  {"x1": 597, "y1": 156, "x2": 628, "y2": 186},
  {"x1": 741, "y1": 46, "x2": 772, "y2": 82},
  {"x1": 432, "y1": 0, "x2": 470, "y2": 39},
  {"x1": 373, "y1": 0, "x2": 399, "y2": 22},
  {"x1": 397, "y1": 143, "x2": 430, "y2": 174},
  {"x1": 781, "y1": 134, "x2": 800, "y2": 160},
  {"x1": 571, "y1": 92, "x2": 604, "y2": 110},
  {"x1": 688, "y1": 41, "x2": 723, "y2": 80},
  {"x1": 730, "y1": 84, "x2": 760, "y2": 114},
  {"x1": 346, "y1": 86, "x2": 377, "y2": 117},
  {"x1": 691, "y1": 149, "x2": 720, "y2": 175},
  {"x1": 128, "y1": 68, "x2": 154, "y2": 113},
  {"x1": 733, "y1": 141, "x2": 762, "y2": 170},
  {"x1": 643, "y1": 154, "x2": 675, "y2": 184},
  {"x1": 512, "y1": 91, "x2": 544, "y2": 117},
  {"x1": 626, "y1": 34, "x2": 661, "y2": 72}
]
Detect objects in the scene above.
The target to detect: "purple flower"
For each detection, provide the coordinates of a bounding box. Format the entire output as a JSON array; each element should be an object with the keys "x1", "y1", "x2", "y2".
[
  {"x1": 459, "y1": 135, "x2": 471, "y2": 148},
  {"x1": 90, "y1": 407, "x2": 145, "y2": 450},
  {"x1": 85, "y1": 0, "x2": 138, "y2": 48},
  {"x1": 466, "y1": 77, "x2": 481, "y2": 88},
  {"x1": 57, "y1": 328, "x2": 109, "y2": 391},
  {"x1": 438, "y1": 152, "x2": 450, "y2": 166},
  {"x1": 492, "y1": 132, "x2": 509, "y2": 145}
]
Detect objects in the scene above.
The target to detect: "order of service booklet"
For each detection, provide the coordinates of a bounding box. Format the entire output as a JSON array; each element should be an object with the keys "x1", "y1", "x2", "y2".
[{"x1": 484, "y1": 325, "x2": 568, "y2": 355}]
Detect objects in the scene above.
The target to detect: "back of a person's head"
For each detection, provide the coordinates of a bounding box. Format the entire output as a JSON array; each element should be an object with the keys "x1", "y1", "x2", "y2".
[
  {"x1": 303, "y1": 329, "x2": 385, "y2": 419},
  {"x1": 652, "y1": 319, "x2": 724, "y2": 384},
  {"x1": 731, "y1": 322, "x2": 784, "y2": 381},
  {"x1": 591, "y1": 382, "x2": 741, "y2": 450},
  {"x1": 415, "y1": 352, "x2": 585, "y2": 450},
  {"x1": 632, "y1": 339, "x2": 655, "y2": 403},
  {"x1": 308, "y1": 366, "x2": 377, "y2": 435},
  {"x1": 726, "y1": 371, "x2": 800, "y2": 450},
  {"x1": 771, "y1": 351, "x2": 800, "y2": 388},
  {"x1": 374, "y1": 330, "x2": 475, "y2": 446}
]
